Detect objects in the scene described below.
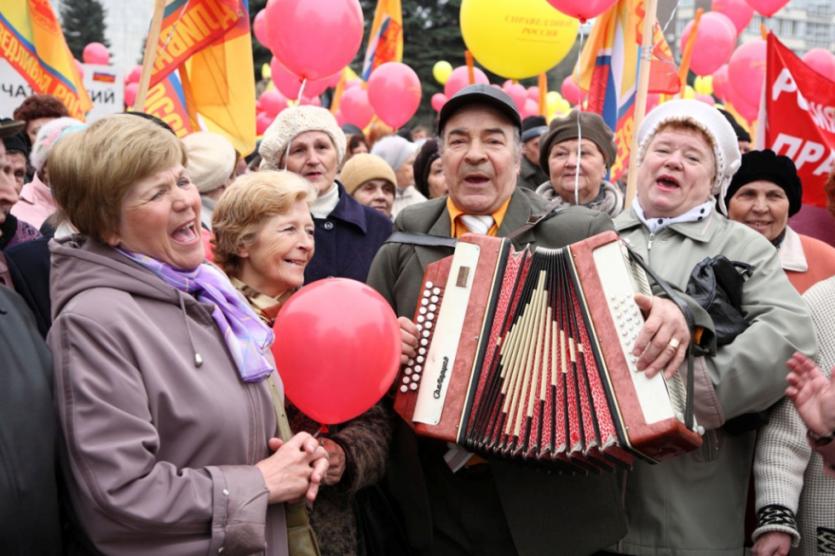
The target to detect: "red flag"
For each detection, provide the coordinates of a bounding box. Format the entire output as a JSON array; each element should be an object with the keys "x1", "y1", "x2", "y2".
[{"x1": 764, "y1": 33, "x2": 835, "y2": 208}]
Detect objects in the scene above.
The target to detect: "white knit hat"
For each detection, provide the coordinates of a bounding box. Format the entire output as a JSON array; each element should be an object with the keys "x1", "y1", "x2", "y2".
[
  {"x1": 259, "y1": 106, "x2": 346, "y2": 170},
  {"x1": 183, "y1": 131, "x2": 237, "y2": 194},
  {"x1": 637, "y1": 99, "x2": 741, "y2": 213},
  {"x1": 370, "y1": 135, "x2": 418, "y2": 172},
  {"x1": 30, "y1": 116, "x2": 86, "y2": 174}
]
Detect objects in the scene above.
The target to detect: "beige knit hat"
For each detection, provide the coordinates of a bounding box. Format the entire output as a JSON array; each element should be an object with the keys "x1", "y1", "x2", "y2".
[
  {"x1": 182, "y1": 131, "x2": 236, "y2": 194},
  {"x1": 259, "y1": 106, "x2": 346, "y2": 170},
  {"x1": 339, "y1": 153, "x2": 397, "y2": 195}
]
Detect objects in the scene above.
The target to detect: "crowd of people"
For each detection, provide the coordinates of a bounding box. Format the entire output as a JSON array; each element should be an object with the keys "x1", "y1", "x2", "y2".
[{"x1": 1, "y1": 87, "x2": 834, "y2": 556}]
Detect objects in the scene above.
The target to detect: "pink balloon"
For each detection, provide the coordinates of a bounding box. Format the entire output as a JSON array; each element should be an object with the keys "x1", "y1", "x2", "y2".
[
  {"x1": 73, "y1": 59, "x2": 84, "y2": 80},
  {"x1": 256, "y1": 112, "x2": 274, "y2": 135},
  {"x1": 259, "y1": 89, "x2": 288, "y2": 117},
  {"x1": 125, "y1": 65, "x2": 142, "y2": 85},
  {"x1": 443, "y1": 65, "x2": 489, "y2": 98},
  {"x1": 802, "y1": 49, "x2": 835, "y2": 82},
  {"x1": 270, "y1": 57, "x2": 338, "y2": 100},
  {"x1": 253, "y1": 9, "x2": 273, "y2": 50},
  {"x1": 504, "y1": 83, "x2": 527, "y2": 112},
  {"x1": 267, "y1": 0, "x2": 363, "y2": 80},
  {"x1": 431, "y1": 92, "x2": 448, "y2": 112},
  {"x1": 522, "y1": 98, "x2": 540, "y2": 118},
  {"x1": 732, "y1": 97, "x2": 758, "y2": 122},
  {"x1": 546, "y1": 0, "x2": 616, "y2": 22},
  {"x1": 340, "y1": 86, "x2": 374, "y2": 129},
  {"x1": 712, "y1": 64, "x2": 730, "y2": 101},
  {"x1": 299, "y1": 95, "x2": 322, "y2": 106},
  {"x1": 680, "y1": 12, "x2": 736, "y2": 76},
  {"x1": 124, "y1": 82, "x2": 138, "y2": 108},
  {"x1": 527, "y1": 86, "x2": 540, "y2": 101},
  {"x1": 368, "y1": 62, "x2": 422, "y2": 129},
  {"x1": 696, "y1": 94, "x2": 715, "y2": 105},
  {"x1": 646, "y1": 93, "x2": 661, "y2": 113},
  {"x1": 712, "y1": 0, "x2": 754, "y2": 33},
  {"x1": 82, "y1": 42, "x2": 109, "y2": 65},
  {"x1": 561, "y1": 75, "x2": 584, "y2": 106},
  {"x1": 744, "y1": 0, "x2": 788, "y2": 17},
  {"x1": 334, "y1": 110, "x2": 345, "y2": 126},
  {"x1": 728, "y1": 39, "x2": 767, "y2": 110}
]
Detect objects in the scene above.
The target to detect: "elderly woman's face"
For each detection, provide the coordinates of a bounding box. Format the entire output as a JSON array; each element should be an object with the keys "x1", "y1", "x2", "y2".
[
  {"x1": 427, "y1": 158, "x2": 447, "y2": 198},
  {"x1": 283, "y1": 131, "x2": 339, "y2": 196},
  {"x1": 238, "y1": 200, "x2": 314, "y2": 297},
  {"x1": 352, "y1": 178, "x2": 395, "y2": 218},
  {"x1": 548, "y1": 138, "x2": 606, "y2": 205},
  {"x1": 636, "y1": 128, "x2": 716, "y2": 218},
  {"x1": 727, "y1": 180, "x2": 790, "y2": 241},
  {"x1": 108, "y1": 164, "x2": 203, "y2": 270}
]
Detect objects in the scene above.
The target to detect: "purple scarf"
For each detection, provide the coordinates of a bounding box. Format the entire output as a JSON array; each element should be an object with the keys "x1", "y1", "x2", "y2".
[{"x1": 119, "y1": 249, "x2": 275, "y2": 383}]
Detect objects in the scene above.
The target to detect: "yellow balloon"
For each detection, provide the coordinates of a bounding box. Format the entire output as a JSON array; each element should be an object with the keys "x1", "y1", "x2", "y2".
[
  {"x1": 433, "y1": 61, "x2": 453, "y2": 85},
  {"x1": 694, "y1": 75, "x2": 713, "y2": 96},
  {"x1": 261, "y1": 63, "x2": 271, "y2": 81},
  {"x1": 683, "y1": 85, "x2": 696, "y2": 99},
  {"x1": 460, "y1": 0, "x2": 579, "y2": 79}
]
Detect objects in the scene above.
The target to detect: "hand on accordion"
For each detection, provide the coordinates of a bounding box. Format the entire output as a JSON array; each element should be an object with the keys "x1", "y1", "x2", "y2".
[
  {"x1": 399, "y1": 316, "x2": 420, "y2": 365},
  {"x1": 632, "y1": 293, "x2": 691, "y2": 379}
]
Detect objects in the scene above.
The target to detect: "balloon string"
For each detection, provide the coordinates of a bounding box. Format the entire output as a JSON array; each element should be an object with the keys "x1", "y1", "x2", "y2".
[
  {"x1": 574, "y1": 27, "x2": 587, "y2": 206},
  {"x1": 298, "y1": 78, "x2": 307, "y2": 103}
]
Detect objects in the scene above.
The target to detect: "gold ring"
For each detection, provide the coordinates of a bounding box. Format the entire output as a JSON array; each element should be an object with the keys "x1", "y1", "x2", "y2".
[{"x1": 668, "y1": 337, "x2": 681, "y2": 350}]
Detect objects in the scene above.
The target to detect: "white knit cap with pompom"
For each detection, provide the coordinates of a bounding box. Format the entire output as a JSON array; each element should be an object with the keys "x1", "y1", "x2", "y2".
[
  {"x1": 258, "y1": 106, "x2": 346, "y2": 171},
  {"x1": 637, "y1": 99, "x2": 741, "y2": 214}
]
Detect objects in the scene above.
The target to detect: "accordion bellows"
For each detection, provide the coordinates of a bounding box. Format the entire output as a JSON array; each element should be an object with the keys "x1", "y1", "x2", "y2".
[{"x1": 394, "y1": 231, "x2": 703, "y2": 470}]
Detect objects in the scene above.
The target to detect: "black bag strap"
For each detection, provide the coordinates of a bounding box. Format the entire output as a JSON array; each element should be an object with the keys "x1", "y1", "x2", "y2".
[
  {"x1": 505, "y1": 199, "x2": 568, "y2": 242},
  {"x1": 623, "y1": 244, "x2": 698, "y2": 431}
]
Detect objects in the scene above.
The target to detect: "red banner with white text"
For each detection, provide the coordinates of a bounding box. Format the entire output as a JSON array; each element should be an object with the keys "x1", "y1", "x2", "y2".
[{"x1": 764, "y1": 33, "x2": 835, "y2": 208}]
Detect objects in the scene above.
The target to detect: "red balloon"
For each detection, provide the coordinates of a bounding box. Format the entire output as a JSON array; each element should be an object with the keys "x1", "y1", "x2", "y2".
[
  {"x1": 431, "y1": 92, "x2": 448, "y2": 112},
  {"x1": 270, "y1": 57, "x2": 338, "y2": 100},
  {"x1": 82, "y1": 42, "x2": 109, "y2": 65},
  {"x1": 546, "y1": 0, "x2": 616, "y2": 22},
  {"x1": 443, "y1": 65, "x2": 489, "y2": 98},
  {"x1": 503, "y1": 82, "x2": 527, "y2": 112},
  {"x1": 273, "y1": 278, "x2": 400, "y2": 424},
  {"x1": 711, "y1": 65, "x2": 730, "y2": 101},
  {"x1": 256, "y1": 112, "x2": 274, "y2": 135},
  {"x1": 124, "y1": 82, "x2": 138, "y2": 108},
  {"x1": 744, "y1": 0, "x2": 788, "y2": 17},
  {"x1": 802, "y1": 49, "x2": 835, "y2": 82},
  {"x1": 680, "y1": 12, "x2": 736, "y2": 76},
  {"x1": 125, "y1": 65, "x2": 142, "y2": 85},
  {"x1": 561, "y1": 75, "x2": 584, "y2": 105},
  {"x1": 267, "y1": 0, "x2": 363, "y2": 80},
  {"x1": 340, "y1": 86, "x2": 374, "y2": 128},
  {"x1": 259, "y1": 89, "x2": 288, "y2": 117},
  {"x1": 299, "y1": 95, "x2": 322, "y2": 106},
  {"x1": 728, "y1": 39, "x2": 766, "y2": 110},
  {"x1": 712, "y1": 0, "x2": 754, "y2": 33},
  {"x1": 368, "y1": 62, "x2": 422, "y2": 129},
  {"x1": 253, "y1": 9, "x2": 272, "y2": 49}
]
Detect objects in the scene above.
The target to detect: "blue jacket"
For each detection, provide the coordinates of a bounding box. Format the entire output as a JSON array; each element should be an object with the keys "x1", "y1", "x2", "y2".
[{"x1": 305, "y1": 182, "x2": 393, "y2": 284}]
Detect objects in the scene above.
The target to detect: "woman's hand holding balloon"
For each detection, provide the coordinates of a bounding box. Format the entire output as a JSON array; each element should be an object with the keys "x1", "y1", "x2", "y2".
[{"x1": 256, "y1": 432, "x2": 329, "y2": 504}]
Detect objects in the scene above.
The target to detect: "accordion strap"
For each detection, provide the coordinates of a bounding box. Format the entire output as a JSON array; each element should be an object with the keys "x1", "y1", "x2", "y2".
[
  {"x1": 623, "y1": 245, "x2": 697, "y2": 432},
  {"x1": 385, "y1": 231, "x2": 458, "y2": 249}
]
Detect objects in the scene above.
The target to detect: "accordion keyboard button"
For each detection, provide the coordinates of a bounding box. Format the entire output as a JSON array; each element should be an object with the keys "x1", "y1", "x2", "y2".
[
  {"x1": 421, "y1": 298, "x2": 428, "y2": 306},
  {"x1": 420, "y1": 339, "x2": 428, "y2": 347},
  {"x1": 429, "y1": 304, "x2": 437, "y2": 312},
  {"x1": 419, "y1": 348, "x2": 427, "y2": 356},
  {"x1": 414, "y1": 365, "x2": 422, "y2": 373},
  {"x1": 410, "y1": 382, "x2": 419, "y2": 391},
  {"x1": 419, "y1": 307, "x2": 427, "y2": 315},
  {"x1": 427, "y1": 313, "x2": 435, "y2": 321},
  {"x1": 402, "y1": 375, "x2": 411, "y2": 384},
  {"x1": 400, "y1": 385, "x2": 408, "y2": 393},
  {"x1": 431, "y1": 295, "x2": 439, "y2": 303},
  {"x1": 426, "y1": 281, "x2": 434, "y2": 289},
  {"x1": 417, "y1": 356, "x2": 425, "y2": 363},
  {"x1": 404, "y1": 367, "x2": 412, "y2": 376},
  {"x1": 417, "y1": 315, "x2": 425, "y2": 324},
  {"x1": 432, "y1": 287, "x2": 441, "y2": 295},
  {"x1": 422, "y1": 330, "x2": 430, "y2": 338}
]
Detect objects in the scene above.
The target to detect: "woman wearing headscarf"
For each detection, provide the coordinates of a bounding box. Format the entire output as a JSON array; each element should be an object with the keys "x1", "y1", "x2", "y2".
[
  {"x1": 47, "y1": 114, "x2": 329, "y2": 555},
  {"x1": 11, "y1": 116, "x2": 84, "y2": 231},
  {"x1": 412, "y1": 138, "x2": 447, "y2": 200},
  {"x1": 612, "y1": 99, "x2": 816, "y2": 555},
  {"x1": 370, "y1": 134, "x2": 426, "y2": 218},
  {"x1": 536, "y1": 110, "x2": 625, "y2": 217},
  {"x1": 725, "y1": 149, "x2": 835, "y2": 294},
  {"x1": 212, "y1": 170, "x2": 395, "y2": 556},
  {"x1": 259, "y1": 106, "x2": 392, "y2": 284},
  {"x1": 340, "y1": 153, "x2": 398, "y2": 219}
]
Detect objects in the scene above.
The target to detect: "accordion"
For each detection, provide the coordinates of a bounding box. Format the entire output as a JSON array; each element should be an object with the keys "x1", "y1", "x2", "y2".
[{"x1": 393, "y1": 231, "x2": 703, "y2": 469}]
